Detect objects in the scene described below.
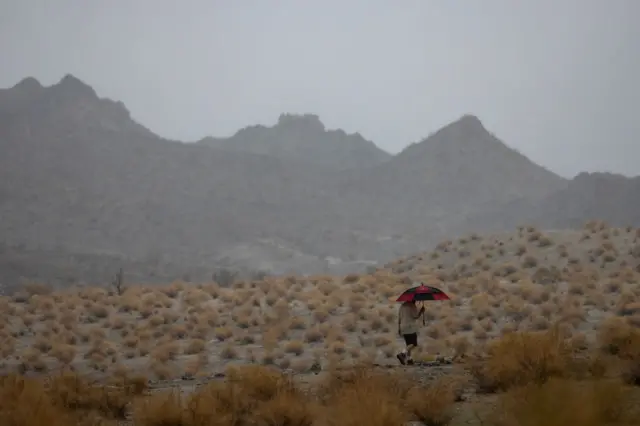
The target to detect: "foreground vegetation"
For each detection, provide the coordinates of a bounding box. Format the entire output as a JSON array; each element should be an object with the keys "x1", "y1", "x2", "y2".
[
  {"x1": 3, "y1": 325, "x2": 640, "y2": 425},
  {"x1": 2, "y1": 221, "x2": 640, "y2": 424}
]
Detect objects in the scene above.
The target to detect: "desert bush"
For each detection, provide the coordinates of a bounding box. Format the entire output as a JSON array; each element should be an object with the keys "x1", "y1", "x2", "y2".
[
  {"x1": 405, "y1": 377, "x2": 462, "y2": 425},
  {"x1": 151, "y1": 342, "x2": 180, "y2": 363},
  {"x1": 470, "y1": 327, "x2": 573, "y2": 393},
  {"x1": 184, "y1": 339, "x2": 206, "y2": 355},
  {"x1": 284, "y1": 340, "x2": 305, "y2": 356},
  {"x1": 304, "y1": 327, "x2": 323, "y2": 343},
  {"x1": 537, "y1": 236, "x2": 553, "y2": 247},
  {"x1": 22, "y1": 282, "x2": 54, "y2": 296},
  {"x1": 532, "y1": 266, "x2": 562, "y2": 284},
  {"x1": 133, "y1": 391, "x2": 184, "y2": 426},
  {"x1": 50, "y1": 343, "x2": 76, "y2": 365},
  {"x1": 220, "y1": 344, "x2": 238, "y2": 360},
  {"x1": 597, "y1": 317, "x2": 640, "y2": 358},
  {"x1": 520, "y1": 255, "x2": 537, "y2": 268},
  {"x1": 0, "y1": 374, "x2": 72, "y2": 426},
  {"x1": 151, "y1": 364, "x2": 313, "y2": 426},
  {"x1": 486, "y1": 378, "x2": 640, "y2": 426},
  {"x1": 317, "y1": 367, "x2": 411, "y2": 425},
  {"x1": 47, "y1": 371, "x2": 131, "y2": 419},
  {"x1": 214, "y1": 326, "x2": 233, "y2": 341}
]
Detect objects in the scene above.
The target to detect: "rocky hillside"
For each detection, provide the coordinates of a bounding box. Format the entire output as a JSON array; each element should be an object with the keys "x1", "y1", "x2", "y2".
[
  {"x1": 329, "y1": 114, "x2": 568, "y2": 235},
  {"x1": 0, "y1": 75, "x2": 414, "y2": 284},
  {"x1": 0, "y1": 75, "x2": 155, "y2": 138},
  {"x1": 461, "y1": 172, "x2": 640, "y2": 233},
  {"x1": 1, "y1": 74, "x2": 639, "y2": 286},
  {"x1": 0, "y1": 243, "x2": 215, "y2": 294},
  {"x1": 198, "y1": 113, "x2": 390, "y2": 170}
]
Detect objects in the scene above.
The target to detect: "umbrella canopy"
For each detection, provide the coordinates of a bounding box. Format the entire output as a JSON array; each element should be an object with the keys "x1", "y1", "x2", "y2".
[{"x1": 396, "y1": 283, "x2": 450, "y2": 302}]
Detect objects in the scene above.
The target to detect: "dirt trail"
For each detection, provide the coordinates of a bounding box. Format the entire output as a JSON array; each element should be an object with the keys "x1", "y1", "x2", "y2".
[
  {"x1": 111, "y1": 361, "x2": 481, "y2": 426},
  {"x1": 142, "y1": 361, "x2": 471, "y2": 395}
]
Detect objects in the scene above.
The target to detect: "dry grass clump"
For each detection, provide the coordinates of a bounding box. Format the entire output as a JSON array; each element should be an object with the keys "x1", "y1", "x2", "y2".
[
  {"x1": 0, "y1": 371, "x2": 147, "y2": 426},
  {"x1": 135, "y1": 364, "x2": 314, "y2": 426},
  {"x1": 486, "y1": 378, "x2": 640, "y2": 426},
  {"x1": 183, "y1": 338, "x2": 206, "y2": 355},
  {"x1": 598, "y1": 316, "x2": 640, "y2": 357},
  {"x1": 316, "y1": 365, "x2": 458, "y2": 426},
  {"x1": 0, "y1": 374, "x2": 73, "y2": 426},
  {"x1": 1, "y1": 364, "x2": 460, "y2": 426},
  {"x1": 49, "y1": 343, "x2": 77, "y2": 365},
  {"x1": 596, "y1": 317, "x2": 640, "y2": 385},
  {"x1": 470, "y1": 327, "x2": 574, "y2": 393},
  {"x1": 284, "y1": 339, "x2": 305, "y2": 356}
]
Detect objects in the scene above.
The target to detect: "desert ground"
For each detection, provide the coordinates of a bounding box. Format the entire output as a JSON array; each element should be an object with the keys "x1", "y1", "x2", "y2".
[{"x1": 2, "y1": 222, "x2": 640, "y2": 425}]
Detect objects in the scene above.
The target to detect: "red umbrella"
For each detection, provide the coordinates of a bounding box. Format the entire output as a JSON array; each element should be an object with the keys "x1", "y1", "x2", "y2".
[{"x1": 395, "y1": 283, "x2": 450, "y2": 303}]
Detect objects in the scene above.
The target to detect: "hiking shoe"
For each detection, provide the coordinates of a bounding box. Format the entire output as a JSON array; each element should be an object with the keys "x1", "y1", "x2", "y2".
[{"x1": 396, "y1": 353, "x2": 407, "y2": 365}]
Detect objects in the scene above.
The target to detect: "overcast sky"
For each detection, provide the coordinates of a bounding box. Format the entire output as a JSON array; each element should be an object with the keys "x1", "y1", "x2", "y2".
[{"x1": 1, "y1": 0, "x2": 638, "y2": 178}]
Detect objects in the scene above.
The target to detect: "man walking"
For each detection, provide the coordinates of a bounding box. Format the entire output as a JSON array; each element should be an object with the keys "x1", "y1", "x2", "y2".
[{"x1": 397, "y1": 300, "x2": 424, "y2": 365}]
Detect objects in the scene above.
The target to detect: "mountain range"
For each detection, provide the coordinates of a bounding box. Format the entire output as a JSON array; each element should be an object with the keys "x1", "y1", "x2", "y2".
[
  {"x1": 198, "y1": 113, "x2": 390, "y2": 170},
  {"x1": 1, "y1": 74, "x2": 638, "y2": 289}
]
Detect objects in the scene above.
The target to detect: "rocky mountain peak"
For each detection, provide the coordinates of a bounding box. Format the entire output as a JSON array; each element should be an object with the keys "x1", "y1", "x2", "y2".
[
  {"x1": 48, "y1": 74, "x2": 98, "y2": 101},
  {"x1": 12, "y1": 76, "x2": 43, "y2": 92},
  {"x1": 276, "y1": 113, "x2": 326, "y2": 132}
]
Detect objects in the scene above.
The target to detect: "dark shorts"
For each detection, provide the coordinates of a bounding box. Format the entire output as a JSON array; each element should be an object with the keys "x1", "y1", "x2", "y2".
[{"x1": 403, "y1": 333, "x2": 418, "y2": 347}]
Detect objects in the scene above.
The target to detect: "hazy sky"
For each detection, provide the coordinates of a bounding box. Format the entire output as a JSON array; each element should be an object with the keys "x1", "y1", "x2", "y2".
[{"x1": 1, "y1": 0, "x2": 638, "y2": 178}]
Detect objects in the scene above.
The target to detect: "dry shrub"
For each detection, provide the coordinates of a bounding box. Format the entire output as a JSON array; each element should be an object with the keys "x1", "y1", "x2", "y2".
[
  {"x1": 249, "y1": 390, "x2": 315, "y2": 425},
  {"x1": 50, "y1": 343, "x2": 76, "y2": 365},
  {"x1": 304, "y1": 327, "x2": 323, "y2": 343},
  {"x1": 0, "y1": 374, "x2": 72, "y2": 426},
  {"x1": 285, "y1": 340, "x2": 305, "y2": 356},
  {"x1": 170, "y1": 324, "x2": 189, "y2": 339},
  {"x1": 314, "y1": 309, "x2": 330, "y2": 322},
  {"x1": 597, "y1": 316, "x2": 640, "y2": 358},
  {"x1": 220, "y1": 344, "x2": 238, "y2": 360},
  {"x1": 151, "y1": 341, "x2": 180, "y2": 363},
  {"x1": 449, "y1": 335, "x2": 471, "y2": 358},
  {"x1": 344, "y1": 274, "x2": 360, "y2": 284},
  {"x1": 22, "y1": 282, "x2": 53, "y2": 296},
  {"x1": 314, "y1": 366, "x2": 457, "y2": 425},
  {"x1": 133, "y1": 391, "x2": 185, "y2": 425},
  {"x1": 596, "y1": 317, "x2": 640, "y2": 385},
  {"x1": 2, "y1": 370, "x2": 144, "y2": 425},
  {"x1": 405, "y1": 377, "x2": 460, "y2": 426},
  {"x1": 136, "y1": 365, "x2": 315, "y2": 426},
  {"x1": 329, "y1": 341, "x2": 346, "y2": 356},
  {"x1": 18, "y1": 347, "x2": 47, "y2": 373},
  {"x1": 184, "y1": 355, "x2": 208, "y2": 378},
  {"x1": 47, "y1": 370, "x2": 131, "y2": 419},
  {"x1": 487, "y1": 378, "x2": 640, "y2": 426},
  {"x1": 471, "y1": 327, "x2": 573, "y2": 393},
  {"x1": 214, "y1": 326, "x2": 233, "y2": 341},
  {"x1": 184, "y1": 338, "x2": 206, "y2": 355},
  {"x1": 317, "y1": 367, "x2": 411, "y2": 426},
  {"x1": 115, "y1": 373, "x2": 149, "y2": 395},
  {"x1": 537, "y1": 236, "x2": 553, "y2": 247},
  {"x1": 289, "y1": 316, "x2": 307, "y2": 330}
]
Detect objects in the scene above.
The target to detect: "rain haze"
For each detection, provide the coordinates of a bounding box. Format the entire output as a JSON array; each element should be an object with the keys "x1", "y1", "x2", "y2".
[
  {"x1": 5, "y1": 1, "x2": 640, "y2": 389},
  {"x1": 1, "y1": 0, "x2": 639, "y2": 177}
]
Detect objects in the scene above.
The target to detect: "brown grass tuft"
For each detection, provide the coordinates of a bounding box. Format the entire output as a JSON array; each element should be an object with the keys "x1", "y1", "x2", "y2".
[
  {"x1": 471, "y1": 327, "x2": 573, "y2": 393},
  {"x1": 487, "y1": 378, "x2": 640, "y2": 426}
]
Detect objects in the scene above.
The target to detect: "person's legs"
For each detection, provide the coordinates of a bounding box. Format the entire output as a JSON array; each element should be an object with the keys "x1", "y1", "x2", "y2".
[
  {"x1": 405, "y1": 333, "x2": 418, "y2": 364},
  {"x1": 397, "y1": 333, "x2": 413, "y2": 365}
]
